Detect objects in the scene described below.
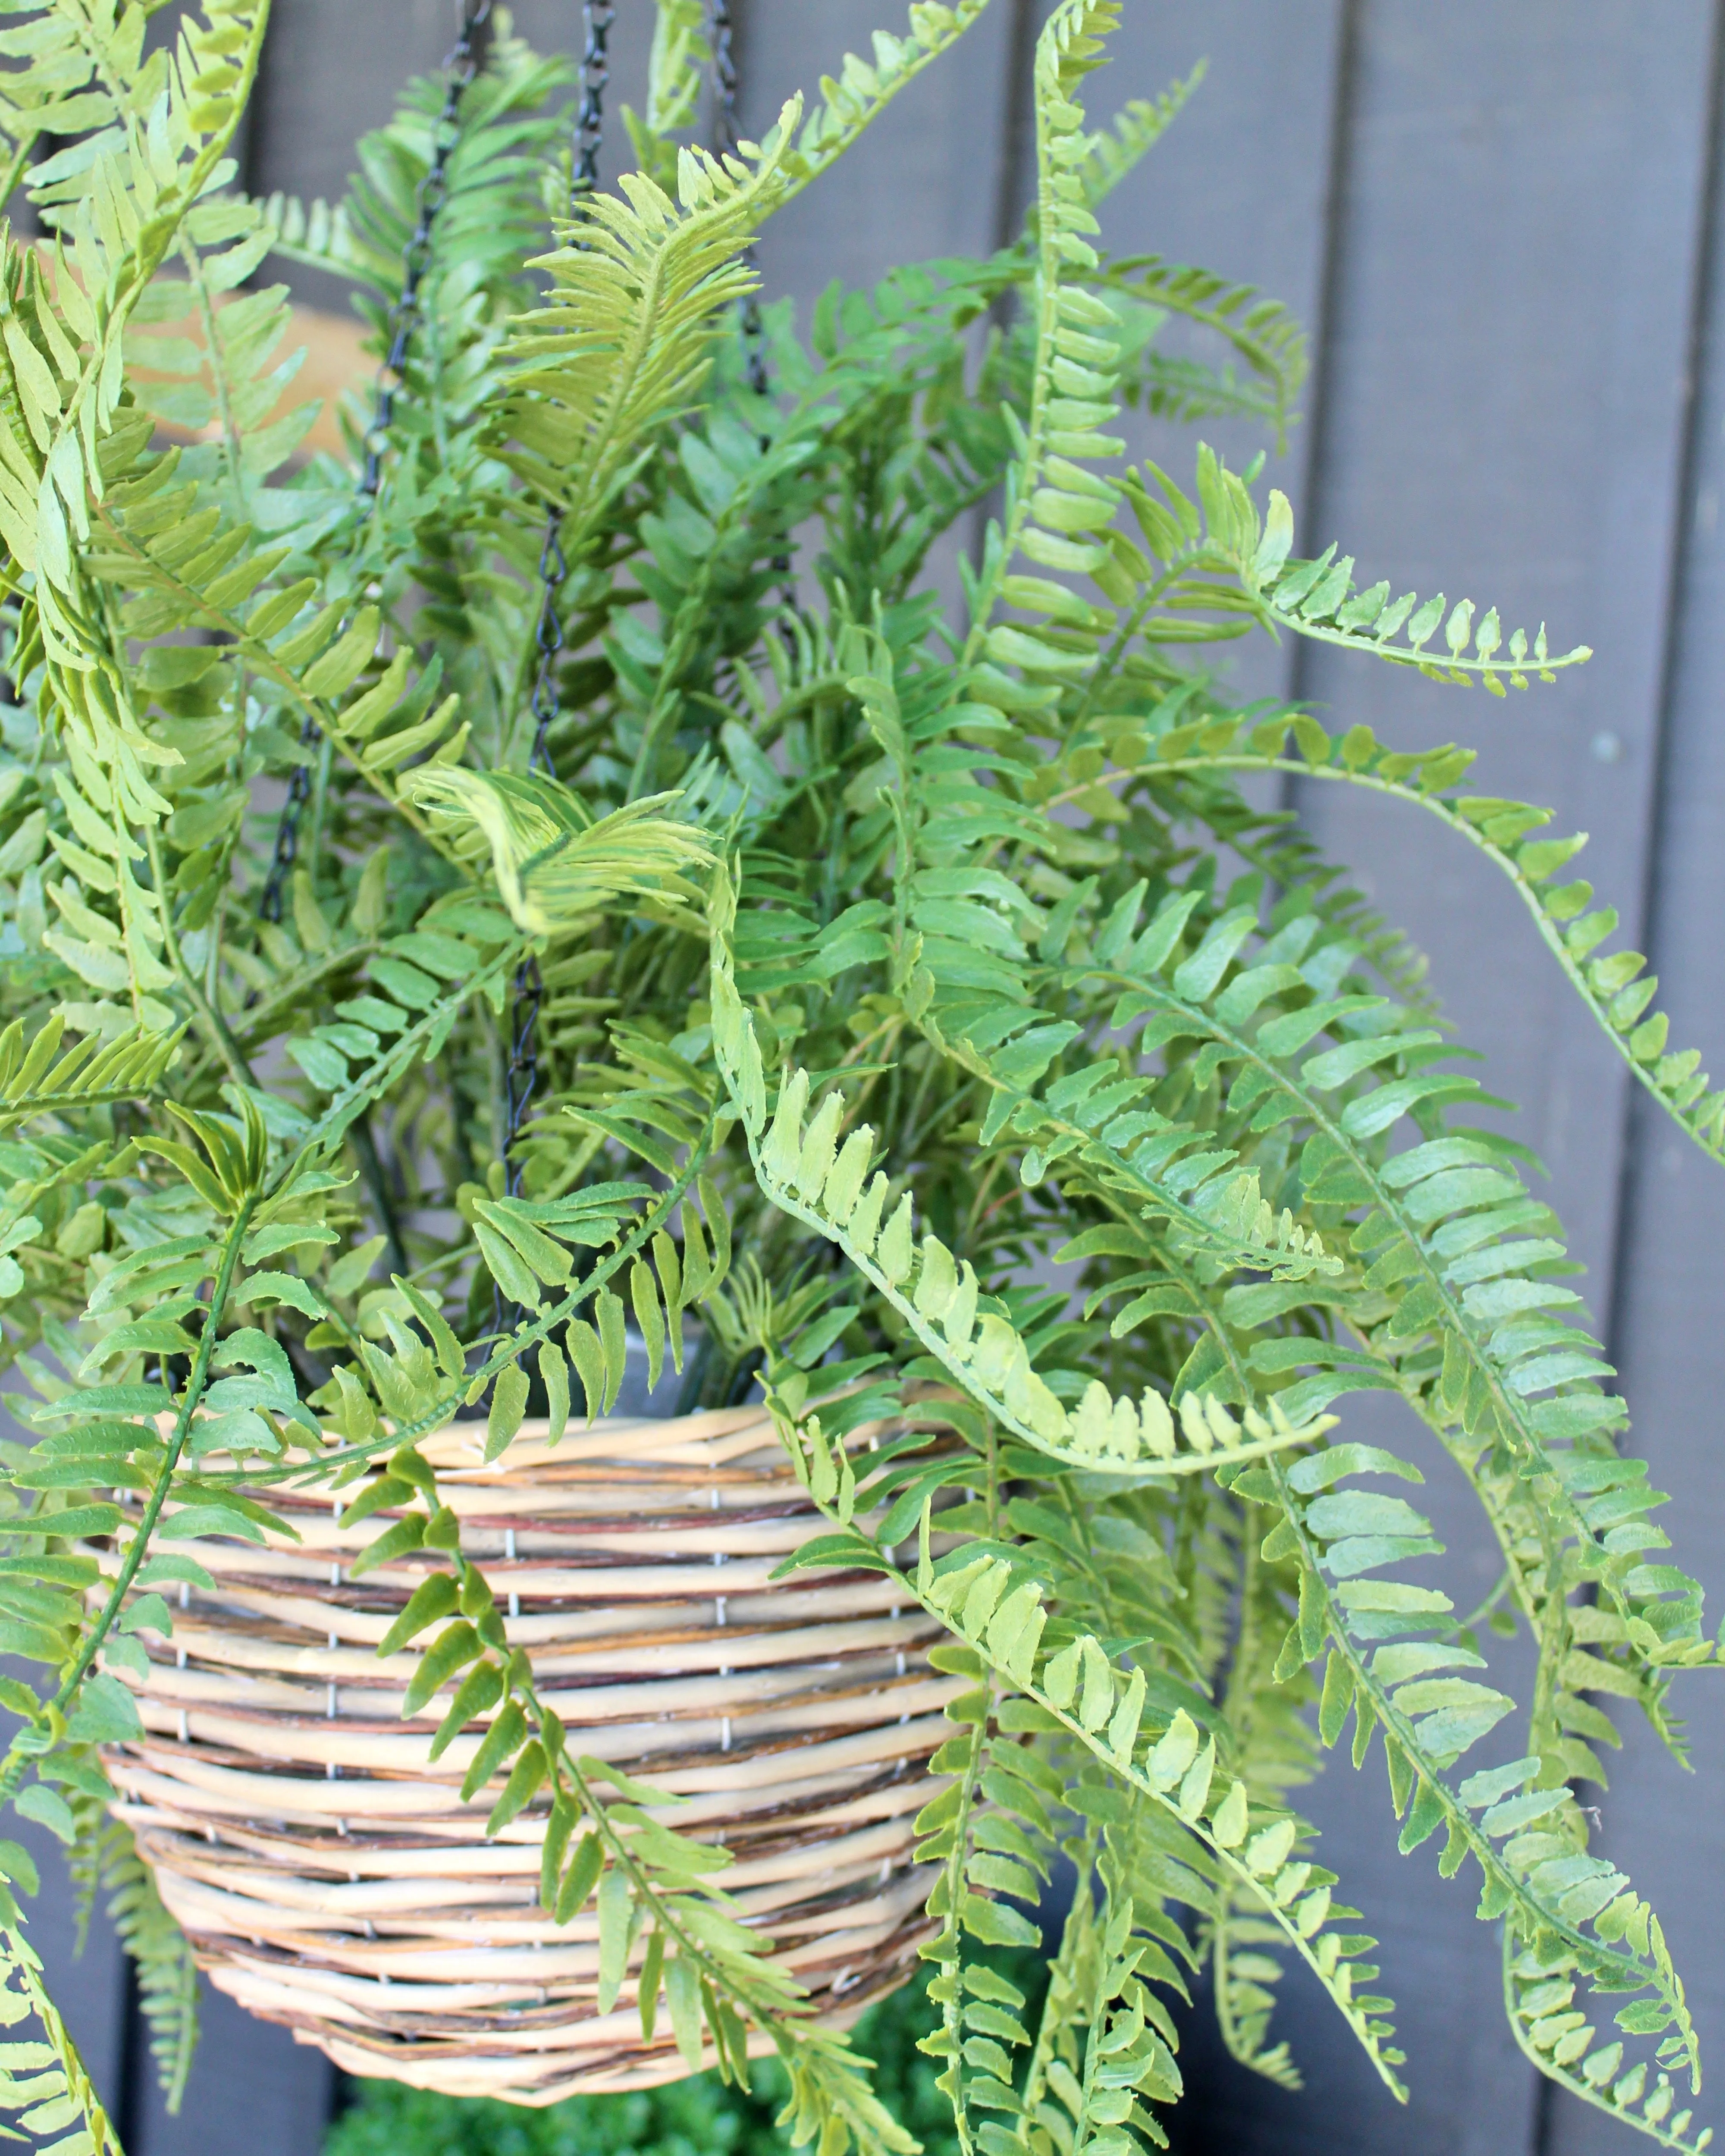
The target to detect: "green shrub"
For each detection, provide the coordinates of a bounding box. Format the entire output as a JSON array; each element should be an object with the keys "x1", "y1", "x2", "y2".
[{"x1": 324, "y1": 1959, "x2": 1029, "y2": 2156}]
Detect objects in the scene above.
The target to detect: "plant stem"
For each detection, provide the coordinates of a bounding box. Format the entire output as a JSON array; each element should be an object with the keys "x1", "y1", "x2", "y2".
[
  {"x1": 143, "y1": 823, "x2": 253, "y2": 1089},
  {"x1": 350, "y1": 1109, "x2": 408, "y2": 1276}
]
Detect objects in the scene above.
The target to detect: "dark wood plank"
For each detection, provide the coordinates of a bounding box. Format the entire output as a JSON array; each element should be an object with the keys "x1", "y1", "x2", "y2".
[
  {"x1": 13, "y1": 1815, "x2": 130, "y2": 2126},
  {"x1": 130, "y1": 1980, "x2": 335, "y2": 2156}
]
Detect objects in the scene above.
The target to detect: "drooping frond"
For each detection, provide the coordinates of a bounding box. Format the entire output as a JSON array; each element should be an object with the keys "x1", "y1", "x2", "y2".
[
  {"x1": 1076, "y1": 699, "x2": 1725, "y2": 1169},
  {"x1": 1104, "y1": 254, "x2": 1308, "y2": 447},
  {"x1": 408, "y1": 771, "x2": 714, "y2": 934},
  {"x1": 1079, "y1": 66, "x2": 1208, "y2": 206}
]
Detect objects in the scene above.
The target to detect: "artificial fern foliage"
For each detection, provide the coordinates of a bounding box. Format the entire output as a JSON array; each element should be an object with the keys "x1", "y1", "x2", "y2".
[{"x1": 0, "y1": 2, "x2": 1710, "y2": 2150}]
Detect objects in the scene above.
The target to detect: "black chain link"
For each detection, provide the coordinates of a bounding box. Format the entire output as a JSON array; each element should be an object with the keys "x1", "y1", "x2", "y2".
[
  {"x1": 361, "y1": 0, "x2": 497, "y2": 499},
  {"x1": 572, "y1": 2, "x2": 615, "y2": 203},
  {"x1": 706, "y1": 0, "x2": 770, "y2": 403},
  {"x1": 257, "y1": 714, "x2": 317, "y2": 925},
  {"x1": 259, "y1": 0, "x2": 495, "y2": 928},
  {"x1": 497, "y1": 6, "x2": 615, "y2": 1266}
]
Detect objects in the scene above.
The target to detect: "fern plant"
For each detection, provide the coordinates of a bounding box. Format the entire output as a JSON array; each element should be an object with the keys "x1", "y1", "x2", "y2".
[{"x1": 0, "y1": 3, "x2": 1709, "y2": 2153}]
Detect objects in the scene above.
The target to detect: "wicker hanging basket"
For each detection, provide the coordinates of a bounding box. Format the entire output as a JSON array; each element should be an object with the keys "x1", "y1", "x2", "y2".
[{"x1": 97, "y1": 1406, "x2": 958, "y2": 2104}]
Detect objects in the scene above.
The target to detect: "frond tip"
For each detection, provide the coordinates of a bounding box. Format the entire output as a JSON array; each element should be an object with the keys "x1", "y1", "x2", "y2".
[
  {"x1": 1235, "y1": 471, "x2": 1589, "y2": 687},
  {"x1": 1079, "y1": 66, "x2": 1209, "y2": 206}
]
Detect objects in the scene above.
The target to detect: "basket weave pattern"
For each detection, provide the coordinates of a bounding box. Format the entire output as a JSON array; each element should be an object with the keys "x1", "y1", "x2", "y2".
[{"x1": 99, "y1": 1408, "x2": 957, "y2": 2103}]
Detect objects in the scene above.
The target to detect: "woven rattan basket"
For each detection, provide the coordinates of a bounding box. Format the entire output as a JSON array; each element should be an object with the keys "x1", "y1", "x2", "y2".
[{"x1": 98, "y1": 1405, "x2": 958, "y2": 2103}]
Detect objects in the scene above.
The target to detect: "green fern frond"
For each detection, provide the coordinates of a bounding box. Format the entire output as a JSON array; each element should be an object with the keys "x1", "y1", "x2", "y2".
[
  {"x1": 1081, "y1": 703, "x2": 1725, "y2": 1185},
  {"x1": 101, "y1": 1820, "x2": 200, "y2": 2112},
  {"x1": 0, "y1": 0, "x2": 269, "y2": 661},
  {"x1": 1126, "y1": 447, "x2": 1592, "y2": 684},
  {"x1": 0, "y1": 1917, "x2": 122, "y2": 2155},
  {"x1": 1503, "y1": 1930, "x2": 1710, "y2": 2153},
  {"x1": 1079, "y1": 67, "x2": 1209, "y2": 207},
  {"x1": 500, "y1": 113, "x2": 803, "y2": 549},
  {"x1": 962, "y1": 0, "x2": 1130, "y2": 689},
  {"x1": 1104, "y1": 256, "x2": 1308, "y2": 446},
  {"x1": 407, "y1": 771, "x2": 714, "y2": 934},
  {"x1": 769, "y1": 2, "x2": 1000, "y2": 207},
  {"x1": 0, "y1": 1011, "x2": 181, "y2": 1130},
  {"x1": 766, "y1": 1378, "x2": 1410, "y2": 2103}
]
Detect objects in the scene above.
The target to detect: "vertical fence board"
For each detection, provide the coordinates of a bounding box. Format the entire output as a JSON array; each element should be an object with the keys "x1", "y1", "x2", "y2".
[
  {"x1": 1550, "y1": 14, "x2": 1725, "y2": 2153},
  {"x1": 1258, "y1": 8, "x2": 1716, "y2": 2156}
]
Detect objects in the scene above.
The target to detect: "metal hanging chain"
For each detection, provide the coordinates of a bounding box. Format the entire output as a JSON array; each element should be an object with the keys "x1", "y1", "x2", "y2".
[
  {"x1": 704, "y1": 0, "x2": 795, "y2": 637},
  {"x1": 361, "y1": 0, "x2": 498, "y2": 500},
  {"x1": 521, "y1": 0, "x2": 612, "y2": 797},
  {"x1": 259, "y1": 0, "x2": 495, "y2": 926},
  {"x1": 256, "y1": 719, "x2": 319, "y2": 925},
  {"x1": 571, "y1": 1, "x2": 615, "y2": 212},
  {"x1": 497, "y1": 3, "x2": 614, "y2": 1268},
  {"x1": 706, "y1": 0, "x2": 770, "y2": 402}
]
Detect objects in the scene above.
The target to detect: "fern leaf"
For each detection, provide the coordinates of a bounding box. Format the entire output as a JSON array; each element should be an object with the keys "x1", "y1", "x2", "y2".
[
  {"x1": 1079, "y1": 69, "x2": 1209, "y2": 206},
  {"x1": 1103, "y1": 255, "x2": 1308, "y2": 447},
  {"x1": 0, "y1": 1917, "x2": 122, "y2": 2154},
  {"x1": 102, "y1": 1821, "x2": 200, "y2": 2111},
  {"x1": 765, "y1": 1369, "x2": 1409, "y2": 2103},
  {"x1": 1133, "y1": 708, "x2": 1725, "y2": 1171},
  {"x1": 500, "y1": 111, "x2": 803, "y2": 552},
  {"x1": 1256, "y1": 1441, "x2": 1700, "y2": 2116},
  {"x1": 771, "y1": 2, "x2": 1000, "y2": 207},
  {"x1": 1123, "y1": 447, "x2": 1590, "y2": 682},
  {"x1": 406, "y1": 771, "x2": 714, "y2": 934},
  {"x1": 1502, "y1": 1930, "x2": 1710, "y2": 2154},
  {"x1": 713, "y1": 863, "x2": 1333, "y2": 1478}
]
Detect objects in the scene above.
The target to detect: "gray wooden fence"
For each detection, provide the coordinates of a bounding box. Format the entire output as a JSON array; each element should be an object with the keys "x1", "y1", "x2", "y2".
[{"x1": 17, "y1": 4, "x2": 1725, "y2": 2152}]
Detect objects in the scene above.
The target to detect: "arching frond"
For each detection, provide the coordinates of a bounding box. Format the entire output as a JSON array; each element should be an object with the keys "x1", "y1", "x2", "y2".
[
  {"x1": 1103, "y1": 254, "x2": 1308, "y2": 446},
  {"x1": 770, "y1": 1, "x2": 1000, "y2": 207},
  {"x1": 1079, "y1": 66, "x2": 1209, "y2": 207}
]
